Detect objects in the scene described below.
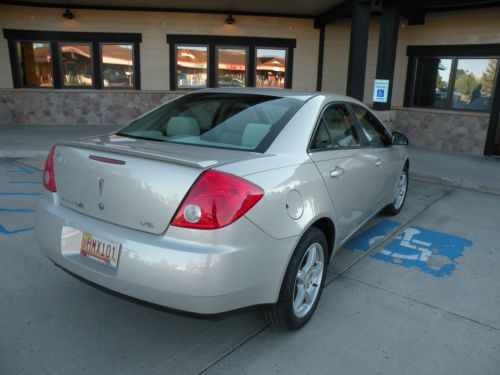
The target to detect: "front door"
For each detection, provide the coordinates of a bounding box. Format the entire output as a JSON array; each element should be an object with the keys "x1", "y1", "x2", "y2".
[{"x1": 308, "y1": 103, "x2": 380, "y2": 240}]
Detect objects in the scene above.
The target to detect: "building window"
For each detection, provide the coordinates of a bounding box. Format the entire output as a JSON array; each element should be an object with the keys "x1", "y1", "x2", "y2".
[
  {"x1": 175, "y1": 45, "x2": 208, "y2": 89},
  {"x1": 4, "y1": 29, "x2": 141, "y2": 90},
  {"x1": 167, "y1": 35, "x2": 295, "y2": 90},
  {"x1": 406, "y1": 45, "x2": 500, "y2": 113},
  {"x1": 256, "y1": 48, "x2": 286, "y2": 89},
  {"x1": 101, "y1": 43, "x2": 135, "y2": 89},
  {"x1": 217, "y1": 47, "x2": 246, "y2": 87},
  {"x1": 16, "y1": 41, "x2": 53, "y2": 88},
  {"x1": 451, "y1": 59, "x2": 497, "y2": 112},
  {"x1": 60, "y1": 43, "x2": 93, "y2": 87}
]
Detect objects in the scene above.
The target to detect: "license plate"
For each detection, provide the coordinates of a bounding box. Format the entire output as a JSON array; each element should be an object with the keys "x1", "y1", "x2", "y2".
[{"x1": 80, "y1": 232, "x2": 121, "y2": 270}]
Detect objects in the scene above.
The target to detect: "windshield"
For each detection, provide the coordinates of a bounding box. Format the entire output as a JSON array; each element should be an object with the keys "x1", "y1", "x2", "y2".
[{"x1": 116, "y1": 93, "x2": 304, "y2": 152}]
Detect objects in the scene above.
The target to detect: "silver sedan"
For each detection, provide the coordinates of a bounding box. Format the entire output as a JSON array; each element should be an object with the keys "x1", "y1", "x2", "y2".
[{"x1": 35, "y1": 88, "x2": 409, "y2": 330}]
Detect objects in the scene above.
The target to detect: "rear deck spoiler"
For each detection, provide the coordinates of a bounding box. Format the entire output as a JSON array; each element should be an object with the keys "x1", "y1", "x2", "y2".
[{"x1": 57, "y1": 140, "x2": 219, "y2": 169}]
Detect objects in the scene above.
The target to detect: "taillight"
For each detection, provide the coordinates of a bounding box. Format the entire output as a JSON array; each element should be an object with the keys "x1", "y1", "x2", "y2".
[
  {"x1": 42, "y1": 145, "x2": 57, "y2": 192},
  {"x1": 171, "y1": 170, "x2": 264, "y2": 229}
]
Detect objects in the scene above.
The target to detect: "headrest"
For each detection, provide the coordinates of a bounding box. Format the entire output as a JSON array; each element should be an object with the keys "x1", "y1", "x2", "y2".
[
  {"x1": 242, "y1": 123, "x2": 271, "y2": 148},
  {"x1": 166, "y1": 116, "x2": 200, "y2": 137}
]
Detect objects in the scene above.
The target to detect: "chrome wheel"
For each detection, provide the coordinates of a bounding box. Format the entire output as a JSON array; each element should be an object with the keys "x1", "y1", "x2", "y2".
[
  {"x1": 293, "y1": 242, "x2": 325, "y2": 318},
  {"x1": 394, "y1": 170, "x2": 408, "y2": 210}
]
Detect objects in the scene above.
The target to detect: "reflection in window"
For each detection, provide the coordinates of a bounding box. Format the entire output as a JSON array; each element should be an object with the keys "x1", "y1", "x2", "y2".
[
  {"x1": 217, "y1": 48, "x2": 246, "y2": 87},
  {"x1": 256, "y1": 48, "x2": 286, "y2": 88},
  {"x1": 413, "y1": 58, "x2": 452, "y2": 108},
  {"x1": 60, "y1": 43, "x2": 92, "y2": 87},
  {"x1": 451, "y1": 58, "x2": 498, "y2": 111},
  {"x1": 176, "y1": 46, "x2": 207, "y2": 89},
  {"x1": 101, "y1": 44, "x2": 134, "y2": 88},
  {"x1": 16, "y1": 41, "x2": 53, "y2": 87}
]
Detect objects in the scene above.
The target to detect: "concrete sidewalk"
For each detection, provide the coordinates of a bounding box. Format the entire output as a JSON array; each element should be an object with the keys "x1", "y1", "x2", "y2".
[{"x1": 1, "y1": 124, "x2": 499, "y2": 195}]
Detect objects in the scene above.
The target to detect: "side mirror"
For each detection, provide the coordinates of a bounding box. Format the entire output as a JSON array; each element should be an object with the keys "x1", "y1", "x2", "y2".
[{"x1": 392, "y1": 131, "x2": 409, "y2": 146}]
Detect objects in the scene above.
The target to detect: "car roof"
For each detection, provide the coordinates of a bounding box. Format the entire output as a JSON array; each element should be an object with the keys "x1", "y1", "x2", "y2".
[{"x1": 195, "y1": 87, "x2": 364, "y2": 105}]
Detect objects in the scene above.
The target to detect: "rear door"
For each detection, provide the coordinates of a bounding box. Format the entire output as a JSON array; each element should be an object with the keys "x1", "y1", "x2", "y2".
[
  {"x1": 350, "y1": 104, "x2": 401, "y2": 208},
  {"x1": 308, "y1": 103, "x2": 379, "y2": 240}
]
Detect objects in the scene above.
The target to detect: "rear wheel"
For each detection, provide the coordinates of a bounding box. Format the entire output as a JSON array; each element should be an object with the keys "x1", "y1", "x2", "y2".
[
  {"x1": 265, "y1": 227, "x2": 328, "y2": 330},
  {"x1": 384, "y1": 166, "x2": 409, "y2": 216}
]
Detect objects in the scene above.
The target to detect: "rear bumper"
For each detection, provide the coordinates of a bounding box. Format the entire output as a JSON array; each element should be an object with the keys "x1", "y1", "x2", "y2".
[{"x1": 35, "y1": 194, "x2": 297, "y2": 315}]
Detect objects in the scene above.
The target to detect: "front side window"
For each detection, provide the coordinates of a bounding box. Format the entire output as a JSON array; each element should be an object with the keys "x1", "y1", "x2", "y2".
[
  {"x1": 352, "y1": 106, "x2": 391, "y2": 147},
  {"x1": 217, "y1": 47, "x2": 246, "y2": 87},
  {"x1": 256, "y1": 48, "x2": 286, "y2": 88},
  {"x1": 451, "y1": 58, "x2": 498, "y2": 111},
  {"x1": 117, "y1": 93, "x2": 303, "y2": 152},
  {"x1": 176, "y1": 45, "x2": 208, "y2": 89},
  {"x1": 16, "y1": 41, "x2": 53, "y2": 87},
  {"x1": 60, "y1": 43, "x2": 93, "y2": 87},
  {"x1": 101, "y1": 43, "x2": 134, "y2": 89},
  {"x1": 311, "y1": 105, "x2": 360, "y2": 150}
]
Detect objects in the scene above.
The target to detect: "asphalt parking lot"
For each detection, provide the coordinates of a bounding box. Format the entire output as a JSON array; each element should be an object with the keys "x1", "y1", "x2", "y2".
[{"x1": 1, "y1": 157, "x2": 499, "y2": 375}]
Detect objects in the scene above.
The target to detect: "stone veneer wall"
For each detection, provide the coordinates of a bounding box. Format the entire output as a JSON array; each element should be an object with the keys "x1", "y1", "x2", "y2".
[
  {"x1": 393, "y1": 108, "x2": 490, "y2": 155},
  {"x1": 0, "y1": 90, "x2": 184, "y2": 126},
  {"x1": 374, "y1": 108, "x2": 489, "y2": 155}
]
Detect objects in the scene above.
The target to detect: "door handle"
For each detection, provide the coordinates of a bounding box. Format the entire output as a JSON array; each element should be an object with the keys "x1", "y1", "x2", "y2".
[
  {"x1": 330, "y1": 167, "x2": 345, "y2": 178},
  {"x1": 375, "y1": 159, "x2": 383, "y2": 167}
]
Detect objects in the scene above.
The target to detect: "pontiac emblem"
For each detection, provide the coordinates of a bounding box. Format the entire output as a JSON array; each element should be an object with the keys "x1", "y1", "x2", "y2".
[{"x1": 98, "y1": 177, "x2": 104, "y2": 196}]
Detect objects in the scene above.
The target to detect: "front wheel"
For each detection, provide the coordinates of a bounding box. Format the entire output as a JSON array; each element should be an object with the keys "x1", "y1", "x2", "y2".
[
  {"x1": 384, "y1": 166, "x2": 409, "y2": 216},
  {"x1": 265, "y1": 227, "x2": 328, "y2": 330}
]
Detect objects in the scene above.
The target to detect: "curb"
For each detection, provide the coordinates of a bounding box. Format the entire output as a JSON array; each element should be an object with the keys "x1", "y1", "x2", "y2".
[{"x1": 412, "y1": 173, "x2": 500, "y2": 197}]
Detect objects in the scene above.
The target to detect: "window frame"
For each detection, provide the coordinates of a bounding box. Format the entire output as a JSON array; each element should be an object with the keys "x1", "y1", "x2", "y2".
[
  {"x1": 404, "y1": 44, "x2": 500, "y2": 113},
  {"x1": 167, "y1": 34, "x2": 296, "y2": 91},
  {"x1": 3, "y1": 29, "x2": 141, "y2": 90},
  {"x1": 59, "y1": 41, "x2": 94, "y2": 89},
  {"x1": 255, "y1": 47, "x2": 288, "y2": 89},
  {"x1": 13, "y1": 39, "x2": 54, "y2": 89},
  {"x1": 100, "y1": 42, "x2": 137, "y2": 90},
  {"x1": 173, "y1": 43, "x2": 210, "y2": 90},
  {"x1": 215, "y1": 45, "x2": 249, "y2": 88}
]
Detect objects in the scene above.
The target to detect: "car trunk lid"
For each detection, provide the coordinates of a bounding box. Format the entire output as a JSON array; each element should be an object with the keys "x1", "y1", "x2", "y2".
[{"x1": 53, "y1": 135, "x2": 262, "y2": 234}]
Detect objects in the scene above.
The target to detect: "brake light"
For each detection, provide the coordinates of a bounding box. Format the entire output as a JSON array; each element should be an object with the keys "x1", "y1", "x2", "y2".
[
  {"x1": 42, "y1": 145, "x2": 57, "y2": 192},
  {"x1": 171, "y1": 170, "x2": 264, "y2": 229}
]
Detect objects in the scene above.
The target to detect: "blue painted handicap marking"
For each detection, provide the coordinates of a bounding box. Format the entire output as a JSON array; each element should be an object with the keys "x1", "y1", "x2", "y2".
[
  {"x1": 0, "y1": 224, "x2": 33, "y2": 235},
  {"x1": 372, "y1": 226, "x2": 473, "y2": 277},
  {"x1": 344, "y1": 219, "x2": 401, "y2": 252}
]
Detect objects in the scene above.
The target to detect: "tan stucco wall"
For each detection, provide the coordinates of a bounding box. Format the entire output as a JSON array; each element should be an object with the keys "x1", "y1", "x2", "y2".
[
  {"x1": 0, "y1": 5, "x2": 319, "y2": 91},
  {"x1": 323, "y1": 7, "x2": 500, "y2": 106}
]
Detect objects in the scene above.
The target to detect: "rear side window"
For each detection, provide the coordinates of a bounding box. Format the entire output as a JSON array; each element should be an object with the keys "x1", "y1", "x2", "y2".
[
  {"x1": 352, "y1": 105, "x2": 391, "y2": 147},
  {"x1": 310, "y1": 104, "x2": 360, "y2": 151},
  {"x1": 117, "y1": 93, "x2": 303, "y2": 152}
]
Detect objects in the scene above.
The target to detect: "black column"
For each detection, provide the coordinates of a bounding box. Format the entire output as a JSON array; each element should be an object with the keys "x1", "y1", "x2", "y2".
[
  {"x1": 346, "y1": 0, "x2": 370, "y2": 101},
  {"x1": 373, "y1": 0, "x2": 400, "y2": 110},
  {"x1": 316, "y1": 25, "x2": 325, "y2": 91}
]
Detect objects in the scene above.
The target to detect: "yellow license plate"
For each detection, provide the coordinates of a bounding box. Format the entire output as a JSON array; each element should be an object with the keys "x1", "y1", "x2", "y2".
[{"x1": 80, "y1": 232, "x2": 121, "y2": 270}]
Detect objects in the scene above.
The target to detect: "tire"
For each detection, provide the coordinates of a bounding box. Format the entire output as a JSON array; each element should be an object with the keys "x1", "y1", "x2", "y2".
[
  {"x1": 265, "y1": 227, "x2": 328, "y2": 330},
  {"x1": 383, "y1": 166, "x2": 409, "y2": 216}
]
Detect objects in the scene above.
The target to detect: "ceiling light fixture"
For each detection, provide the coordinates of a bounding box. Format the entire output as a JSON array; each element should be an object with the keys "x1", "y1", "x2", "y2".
[
  {"x1": 62, "y1": 9, "x2": 74, "y2": 20},
  {"x1": 225, "y1": 13, "x2": 235, "y2": 25}
]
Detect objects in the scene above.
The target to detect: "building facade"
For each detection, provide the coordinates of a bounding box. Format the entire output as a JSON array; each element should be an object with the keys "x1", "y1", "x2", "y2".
[{"x1": 1, "y1": 1, "x2": 500, "y2": 155}]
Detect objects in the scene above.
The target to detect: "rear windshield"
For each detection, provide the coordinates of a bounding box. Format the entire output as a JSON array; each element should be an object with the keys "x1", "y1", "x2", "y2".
[{"x1": 116, "y1": 93, "x2": 304, "y2": 153}]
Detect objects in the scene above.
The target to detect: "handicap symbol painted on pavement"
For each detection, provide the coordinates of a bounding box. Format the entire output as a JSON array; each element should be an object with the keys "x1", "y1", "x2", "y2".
[
  {"x1": 371, "y1": 226, "x2": 473, "y2": 277},
  {"x1": 344, "y1": 219, "x2": 401, "y2": 252},
  {"x1": 0, "y1": 224, "x2": 34, "y2": 235}
]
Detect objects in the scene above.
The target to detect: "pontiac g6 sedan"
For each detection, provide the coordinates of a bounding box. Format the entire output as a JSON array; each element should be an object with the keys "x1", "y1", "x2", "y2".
[{"x1": 36, "y1": 88, "x2": 409, "y2": 330}]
